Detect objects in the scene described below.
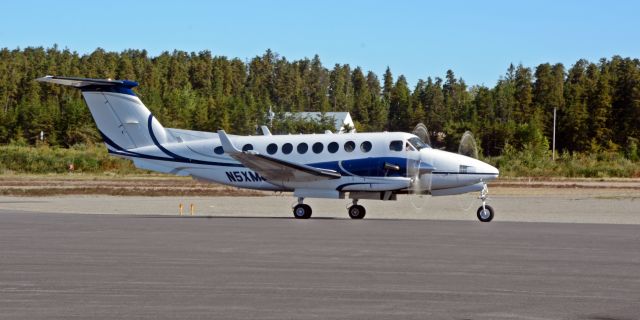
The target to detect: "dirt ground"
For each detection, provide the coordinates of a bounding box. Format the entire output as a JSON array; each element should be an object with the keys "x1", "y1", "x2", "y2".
[
  {"x1": 1, "y1": 174, "x2": 639, "y2": 197},
  {"x1": 1, "y1": 175, "x2": 638, "y2": 224}
]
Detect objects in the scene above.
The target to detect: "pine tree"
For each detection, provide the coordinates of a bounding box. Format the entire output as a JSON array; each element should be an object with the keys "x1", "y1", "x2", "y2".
[
  {"x1": 514, "y1": 64, "x2": 533, "y2": 123},
  {"x1": 388, "y1": 75, "x2": 411, "y2": 131},
  {"x1": 351, "y1": 67, "x2": 370, "y2": 129},
  {"x1": 561, "y1": 60, "x2": 588, "y2": 151},
  {"x1": 366, "y1": 71, "x2": 387, "y2": 131},
  {"x1": 587, "y1": 61, "x2": 613, "y2": 148}
]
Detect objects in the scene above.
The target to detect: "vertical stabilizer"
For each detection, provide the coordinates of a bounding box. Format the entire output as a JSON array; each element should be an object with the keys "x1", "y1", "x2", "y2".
[{"x1": 36, "y1": 76, "x2": 169, "y2": 151}]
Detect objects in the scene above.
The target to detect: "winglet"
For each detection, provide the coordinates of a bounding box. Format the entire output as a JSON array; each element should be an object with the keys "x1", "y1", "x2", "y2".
[{"x1": 217, "y1": 130, "x2": 242, "y2": 154}]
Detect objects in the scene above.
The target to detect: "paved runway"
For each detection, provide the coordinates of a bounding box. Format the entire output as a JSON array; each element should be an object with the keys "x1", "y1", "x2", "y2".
[{"x1": 1, "y1": 210, "x2": 639, "y2": 320}]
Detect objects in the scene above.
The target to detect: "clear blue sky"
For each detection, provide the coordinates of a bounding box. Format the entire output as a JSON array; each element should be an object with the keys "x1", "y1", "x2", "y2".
[{"x1": 1, "y1": 0, "x2": 638, "y2": 87}]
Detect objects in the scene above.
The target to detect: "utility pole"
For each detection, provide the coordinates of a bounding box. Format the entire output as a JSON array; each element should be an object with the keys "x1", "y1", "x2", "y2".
[{"x1": 552, "y1": 107, "x2": 556, "y2": 161}]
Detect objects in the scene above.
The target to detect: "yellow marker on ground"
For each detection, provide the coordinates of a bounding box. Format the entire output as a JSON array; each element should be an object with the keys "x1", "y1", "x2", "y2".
[{"x1": 179, "y1": 203, "x2": 183, "y2": 216}]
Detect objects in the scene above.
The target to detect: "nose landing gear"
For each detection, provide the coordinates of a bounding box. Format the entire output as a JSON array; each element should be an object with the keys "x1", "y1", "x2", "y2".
[{"x1": 476, "y1": 183, "x2": 494, "y2": 222}]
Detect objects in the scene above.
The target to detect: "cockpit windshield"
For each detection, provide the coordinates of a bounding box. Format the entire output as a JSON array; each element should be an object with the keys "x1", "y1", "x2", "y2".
[{"x1": 408, "y1": 137, "x2": 430, "y2": 150}]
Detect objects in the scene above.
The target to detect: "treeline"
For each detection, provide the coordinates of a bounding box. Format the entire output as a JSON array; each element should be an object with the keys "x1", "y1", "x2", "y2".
[{"x1": 0, "y1": 46, "x2": 639, "y2": 158}]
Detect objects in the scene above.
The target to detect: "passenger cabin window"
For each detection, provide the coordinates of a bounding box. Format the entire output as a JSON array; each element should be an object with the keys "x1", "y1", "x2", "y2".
[
  {"x1": 242, "y1": 144, "x2": 253, "y2": 152},
  {"x1": 327, "y1": 142, "x2": 339, "y2": 153},
  {"x1": 297, "y1": 142, "x2": 308, "y2": 154},
  {"x1": 344, "y1": 141, "x2": 355, "y2": 152},
  {"x1": 312, "y1": 142, "x2": 323, "y2": 154},
  {"x1": 282, "y1": 143, "x2": 293, "y2": 154},
  {"x1": 267, "y1": 143, "x2": 278, "y2": 155},
  {"x1": 389, "y1": 140, "x2": 403, "y2": 152},
  {"x1": 214, "y1": 146, "x2": 224, "y2": 154},
  {"x1": 360, "y1": 141, "x2": 372, "y2": 152}
]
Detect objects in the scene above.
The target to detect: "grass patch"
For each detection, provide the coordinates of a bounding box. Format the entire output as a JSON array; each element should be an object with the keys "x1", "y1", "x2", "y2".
[
  {"x1": 485, "y1": 150, "x2": 640, "y2": 178},
  {"x1": 1, "y1": 145, "x2": 639, "y2": 178},
  {"x1": 0, "y1": 144, "x2": 139, "y2": 174}
]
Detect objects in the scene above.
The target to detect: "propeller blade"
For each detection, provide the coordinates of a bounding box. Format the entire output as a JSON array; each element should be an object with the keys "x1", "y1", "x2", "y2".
[
  {"x1": 458, "y1": 131, "x2": 479, "y2": 159},
  {"x1": 406, "y1": 148, "x2": 433, "y2": 210},
  {"x1": 412, "y1": 123, "x2": 431, "y2": 145}
]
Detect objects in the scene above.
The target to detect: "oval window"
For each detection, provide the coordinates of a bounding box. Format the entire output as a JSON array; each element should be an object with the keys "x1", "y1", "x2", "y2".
[
  {"x1": 361, "y1": 141, "x2": 372, "y2": 152},
  {"x1": 327, "y1": 142, "x2": 339, "y2": 153},
  {"x1": 282, "y1": 143, "x2": 293, "y2": 154},
  {"x1": 214, "y1": 146, "x2": 224, "y2": 154},
  {"x1": 267, "y1": 143, "x2": 278, "y2": 155},
  {"x1": 312, "y1": 142, "x2": 323, "y2": 154},
  {"x1": 344, "y1": 141, "x2": 355, "y2": 152},
  {"x1": 297, "y1": 143, "x2": 308, "y2": 154},
  {"x1": 242, "y1": 144, "x2": 253, "y2": 152}
]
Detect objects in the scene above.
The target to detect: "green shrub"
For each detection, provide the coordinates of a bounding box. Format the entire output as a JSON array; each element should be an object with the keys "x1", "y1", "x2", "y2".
[
  {"x1": 484, "y1": 148, "x2": 640, "y2": 178},
  {"x1": 1, "y1": 144, "x2": 638, "y2": 178},
  {"x1": 0, "y1": 144, "x2": 138, "y2": 174}
]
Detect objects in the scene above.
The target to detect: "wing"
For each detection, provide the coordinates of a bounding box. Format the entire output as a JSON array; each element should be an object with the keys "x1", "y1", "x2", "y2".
[{"x1": 217, "y1": 130, "x2": 341, "y2": 182}]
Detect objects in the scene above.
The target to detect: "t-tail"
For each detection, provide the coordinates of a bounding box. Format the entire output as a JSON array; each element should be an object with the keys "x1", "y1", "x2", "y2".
[{"x1": 35, "y1": 76, "x2": 171, "y2": 152}]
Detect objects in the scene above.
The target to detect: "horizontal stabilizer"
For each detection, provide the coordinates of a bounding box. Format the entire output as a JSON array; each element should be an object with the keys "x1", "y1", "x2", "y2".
[{"x1": 36, "y1": 76, "x2": 138, "y2": 89}]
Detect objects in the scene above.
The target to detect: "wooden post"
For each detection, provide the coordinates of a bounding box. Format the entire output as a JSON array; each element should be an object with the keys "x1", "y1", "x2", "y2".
[{"x1": 552, "y1": 107, "x2": 557, "y2": 161}]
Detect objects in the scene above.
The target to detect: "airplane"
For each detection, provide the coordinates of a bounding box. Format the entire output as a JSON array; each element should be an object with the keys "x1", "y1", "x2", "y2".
[{"x1": 36, "y1": 76, "x2": 499, "y2": 222}]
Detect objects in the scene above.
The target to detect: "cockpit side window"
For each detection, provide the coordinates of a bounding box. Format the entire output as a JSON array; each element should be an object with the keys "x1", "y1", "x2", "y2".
[{"x1": 407, "y1": 137, "x2": 430, "y2": 150}]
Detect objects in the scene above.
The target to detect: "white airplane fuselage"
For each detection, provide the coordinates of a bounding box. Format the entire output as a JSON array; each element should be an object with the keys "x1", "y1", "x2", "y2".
[
  {"x1": 36, "y1": 76, "x2": 499, "y2": 220},
  {"x1": 123, "y1": 129, "x2": 499, "y2": 199}
]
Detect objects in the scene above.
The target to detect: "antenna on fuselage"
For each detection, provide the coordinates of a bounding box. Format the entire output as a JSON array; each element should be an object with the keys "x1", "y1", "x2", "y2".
[
  {"x1": 267, "y1": 106, "x2": 275, "y2": 128},
  {"x1": 260, "y1": 126, "x2": 272, "y2": 136}
]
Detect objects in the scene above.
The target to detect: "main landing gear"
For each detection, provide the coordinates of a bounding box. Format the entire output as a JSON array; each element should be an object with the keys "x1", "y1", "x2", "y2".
[
  {"x1": 292, "y1": 198, "x2": 312, "y2": 219},
  {"x1": 347, "y1": 199, "x2": 366, "y2": 219},
  {"x1": 292, "y1": 198, "x2": 367, "y2": 220},
  {"x1": 476, "y1": 183, "x2": 494, "y2": 222}
]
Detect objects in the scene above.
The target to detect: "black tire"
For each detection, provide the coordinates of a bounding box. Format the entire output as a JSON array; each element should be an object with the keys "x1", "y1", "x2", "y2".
[
  {"x1": 293, "y1": 204, "x2": 312, "y2": 219},
  {"x1": 476, "y1": 205, "x2": 494, "y2": 222},
  {"x1": 348, "y1": 205, "x2": 366, "y2": 219}
]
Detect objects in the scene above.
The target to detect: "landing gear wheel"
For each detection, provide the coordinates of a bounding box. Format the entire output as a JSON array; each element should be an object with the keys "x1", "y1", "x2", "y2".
[
  {"x1": 348, "y1": 205, "x2": 366, "y2": 219},
  {"x1": 476, "y1": 205, "x2": 494, "y2": 222},
  {"x1": 293, "y1": 204, "x2": 312, "y2": 219}
]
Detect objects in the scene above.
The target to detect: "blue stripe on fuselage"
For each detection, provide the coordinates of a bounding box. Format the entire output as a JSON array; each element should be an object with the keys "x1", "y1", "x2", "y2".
[
  {"x1": 147, "y1": 114, "x2": 191, "y2": 161},
  {"x1": 311, "y1": 157, "x2": 410, "y2": 177},
  {"x1": 99, "y1": 128, "x2": 244, "y2": 167}
]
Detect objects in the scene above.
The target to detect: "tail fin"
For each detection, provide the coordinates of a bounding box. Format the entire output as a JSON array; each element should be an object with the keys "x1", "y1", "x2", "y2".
[{"x1": 36, "y1": 76, "x2": 170, "y2": 150}]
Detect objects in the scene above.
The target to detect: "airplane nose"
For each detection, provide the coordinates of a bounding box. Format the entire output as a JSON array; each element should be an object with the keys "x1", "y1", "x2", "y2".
[
  {"x1": 484, "y1": 163, "x2": 499, "y2": 180},
  {"x1": 492, "y1": 165, "x2": 499, "y2": 176},
  {"x1": 472, "y1": 158, "x2": 499, "y2": 181}
]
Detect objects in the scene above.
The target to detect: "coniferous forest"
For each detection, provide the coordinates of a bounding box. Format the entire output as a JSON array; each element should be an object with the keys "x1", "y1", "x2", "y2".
[{"x1": 0, "y1": 46, "x2": 639, "y2": 162}]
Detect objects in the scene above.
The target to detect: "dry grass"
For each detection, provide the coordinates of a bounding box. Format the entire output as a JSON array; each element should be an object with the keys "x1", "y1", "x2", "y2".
[
  {"x1": 2, "y1": 174, "x2": 640, "y2": 197},
  {"x1": 0, "y1": 174, "x2": 267, "y2": 197}
]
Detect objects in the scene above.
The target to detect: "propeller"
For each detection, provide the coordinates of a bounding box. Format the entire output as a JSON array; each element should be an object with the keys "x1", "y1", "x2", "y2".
[
  {"x1": 456, "y1": 130, "x2": 480, "y2": 211},
  {"x1": 407, "y1": 123, "x2": 434, "y2": 209},
  {"x1": 458, "y1": 130, "x2": 478, "y2": 159},
  {"x1": 412, "y1": 123, "x2": 431, "y2": 146}
]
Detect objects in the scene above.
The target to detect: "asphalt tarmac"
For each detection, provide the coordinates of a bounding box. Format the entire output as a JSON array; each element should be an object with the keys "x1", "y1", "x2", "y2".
[{"x1": 1, "y1": 210, "x2": 639, "y2": 319}]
